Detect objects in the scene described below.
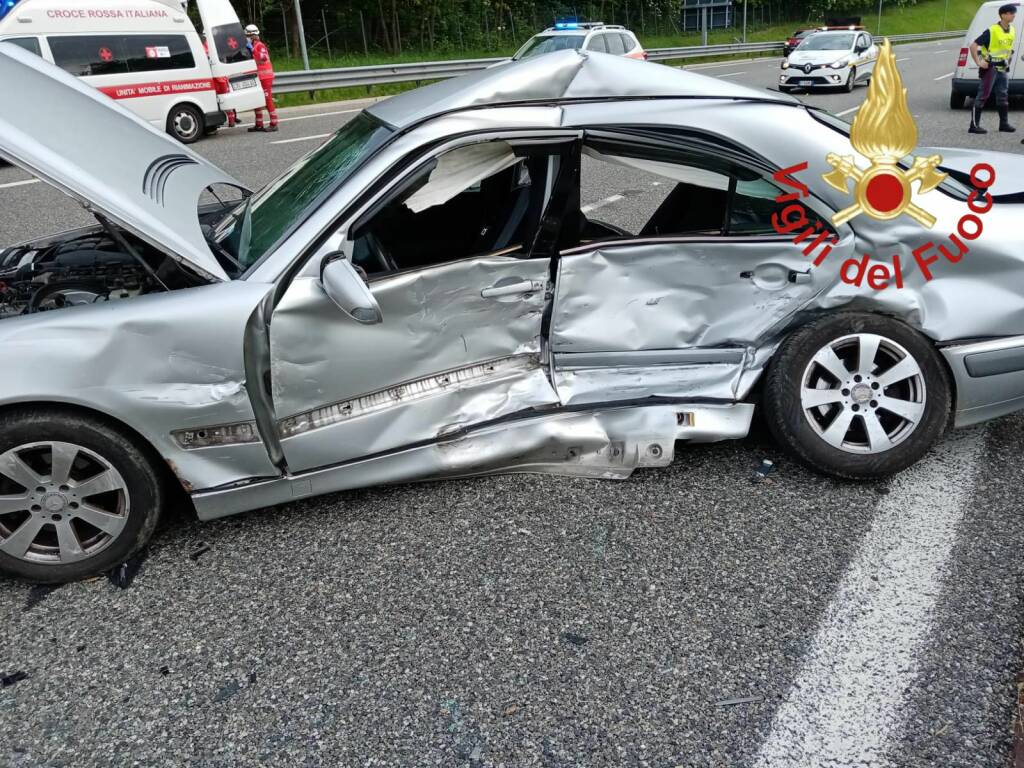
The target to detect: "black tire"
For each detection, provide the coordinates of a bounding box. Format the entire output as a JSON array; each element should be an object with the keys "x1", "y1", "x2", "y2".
[
  {"x1": 0, "y1": 408, "x2": 164, "y2": 584},
  {"x1": 762, "y1": 313, "x2": 951, "y2": 480},
  {"x1": 845, "y1": 66, "x2": 857, "y2": 92},
  {"x1": 950, "y1": 90, "x2": 967, "y2": 109},
  {"x1": 166, "y1": 103, "x2": 204, "y2": 144}
]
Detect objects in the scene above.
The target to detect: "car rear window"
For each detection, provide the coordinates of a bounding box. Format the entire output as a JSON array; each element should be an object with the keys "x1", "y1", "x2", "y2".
[
  {"x1": 48, "y1": 34, "x2": 195, "y2": 76},
  {"x1": 587, "y1": 34, "x2": 607, "y2": 52},
  {"x1": 515, "y1": 34, "x2": 584, "y2": 59},
  {"x1": 619, "y1": 33, "x2": 636, "y2": 52},
  {"x1": 210, "y1": 23, "x2": 251, "y2": 65},
  {"x1": 606, "y1": 33, "x2": 626, "y2": 55}
]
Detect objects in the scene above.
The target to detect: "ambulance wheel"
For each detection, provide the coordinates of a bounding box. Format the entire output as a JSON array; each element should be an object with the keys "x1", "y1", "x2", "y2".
[
  {"x1": 950, "y1": 90, "x2": 967, "y2": 109},
  {"x1": 762, "y1": 313, "x2": 951, "y2": 480},
  {"x1": 167, "y1": 103, "x2": 204, "y2": 144},
  {"x1": 845, "y1": 66, "x2": 857, "y2": 92}
]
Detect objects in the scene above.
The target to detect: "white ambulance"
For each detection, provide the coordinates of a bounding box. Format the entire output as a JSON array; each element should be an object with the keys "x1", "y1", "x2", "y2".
[{"x1": 0, "y1": 0, "x2": 265, "y2": 142}]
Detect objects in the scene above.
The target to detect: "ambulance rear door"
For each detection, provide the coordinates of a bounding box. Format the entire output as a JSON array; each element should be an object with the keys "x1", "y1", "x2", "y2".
[{"x1": 194, "y1": 0, "x2": 264, "y2": 112}]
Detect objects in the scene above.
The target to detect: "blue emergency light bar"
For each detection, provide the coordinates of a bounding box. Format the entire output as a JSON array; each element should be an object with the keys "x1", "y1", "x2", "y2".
[
  {"x1": 554, "y1": 21, "x2": 579, "y2": 29},
  {"x1": 0, "y1": 0, "x2": 21, "y2": 21}
]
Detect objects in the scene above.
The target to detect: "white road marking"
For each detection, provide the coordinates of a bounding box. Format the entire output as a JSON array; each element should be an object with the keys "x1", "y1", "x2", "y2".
[
  {"x1": 270, "y1": 133, "x2": 332, "y2": 145},
  {"x1": 0, "y1": 179, "x2": 40, "y2": 190},
  {"x1": 687, "y1": 57, "x2": 763, "y2": 69},
  {"x1": 836, "y1": 105, "x2": 860, "y2": 117},
  {"x1": 753, "y1": 428, "x2": 985, "y2": 768},
  {"x1": 896, "y1": 57, "x2": 910, "y2": 62},
  {"x1": 276, "y1": 108, "x2": 360, "y2": 124},
  {"x1": 717, "y1": 71, "x2": 748, "y2": 78},
  {"x1": 934, "y1": 71, "x2": 955, "y2": 81},
  {"x1": 581, "y1": 194, "x2": 625, "y2": 214}
]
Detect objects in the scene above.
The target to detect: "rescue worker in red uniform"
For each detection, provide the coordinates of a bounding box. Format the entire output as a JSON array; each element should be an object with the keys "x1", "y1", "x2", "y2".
[{"x1": 245, "y1": 24, "x2": 278, "y2": 132}]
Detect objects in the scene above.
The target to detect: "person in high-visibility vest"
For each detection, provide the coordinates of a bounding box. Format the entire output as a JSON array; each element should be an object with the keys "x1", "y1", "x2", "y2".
[
  {"x1": 245, "y1": 24, "x2": 278, "y2": 133},
  {"x1": 968, "y1": 4, "x2": 1017, "y2": 134}
]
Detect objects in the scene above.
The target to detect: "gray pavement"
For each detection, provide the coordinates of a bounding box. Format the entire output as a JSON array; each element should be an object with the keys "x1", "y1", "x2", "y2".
[{"x1": 2, "y1": 41, "x2": 1024, "y2": 767}]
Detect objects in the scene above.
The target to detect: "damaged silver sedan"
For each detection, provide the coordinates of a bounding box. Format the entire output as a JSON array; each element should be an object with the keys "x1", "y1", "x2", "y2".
[{"x1": 1, "y1": 42, "x2": 1023, "y2": 583}]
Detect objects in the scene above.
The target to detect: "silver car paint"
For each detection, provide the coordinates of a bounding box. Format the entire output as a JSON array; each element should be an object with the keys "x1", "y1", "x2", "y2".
[
  {"x1": 0, "y1": 282, "x2": 278, "y2": 490},
  {"x1": 2, "y1": 48, "x2": 1023, "y2": 521}
]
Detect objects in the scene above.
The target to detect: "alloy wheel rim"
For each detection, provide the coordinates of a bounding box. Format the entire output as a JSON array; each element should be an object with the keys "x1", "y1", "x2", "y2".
[
  {"x1": 799, "y1": 333, "x2": 926, "y2": 455},
  {"x1": 0, "y1": 441, "x2": 129, "y2": 564}
]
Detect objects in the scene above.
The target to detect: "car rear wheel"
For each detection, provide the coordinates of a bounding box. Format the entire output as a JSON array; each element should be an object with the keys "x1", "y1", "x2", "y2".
[
  {"x1": 0, "y1": 409, "x2": 164, "y2": 584},
  {"x1": 762, "y1": 313, "x2": 951, "y2": 479},
  {"x1": 167, "y1": 103, "x2": 204, "y2": 144},
  {"x1": 950, "y1": 90, "x2": 967, "y2": 109}
]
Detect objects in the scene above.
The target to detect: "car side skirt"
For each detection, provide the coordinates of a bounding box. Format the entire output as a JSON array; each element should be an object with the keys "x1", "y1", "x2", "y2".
[
  {"x1": 942, "y1": 335, "x2": 1024, "y2": 426},
  {"x1": 190, "y1": 401, "x2": 754, "y2": 521}
]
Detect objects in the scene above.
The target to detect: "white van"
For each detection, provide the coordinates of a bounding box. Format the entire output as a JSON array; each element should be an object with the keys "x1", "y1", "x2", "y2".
[
  {"x1": 0, "y1": 0, "x2": 265, "y2": 142},
  {"x1": 949, "y1": 0, "x2": 1023, "y2": 109}
]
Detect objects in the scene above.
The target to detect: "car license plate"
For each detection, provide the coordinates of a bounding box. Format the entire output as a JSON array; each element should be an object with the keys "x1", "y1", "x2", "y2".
[
  {"x1": 799, "y1": 79, "x2": 813, "y2": 86},
  {"x1": 232, "y1": 77, "x2": 257, "y2": 91}
]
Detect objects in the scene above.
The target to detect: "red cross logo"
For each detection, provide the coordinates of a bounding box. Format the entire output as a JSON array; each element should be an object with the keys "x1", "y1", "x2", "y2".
[
  {"x1": 99, "y1": 47, "x2": 113, "y2": 62},
  {"x1": 227, "y1": 37, "x2": 238, "y2": 50}
]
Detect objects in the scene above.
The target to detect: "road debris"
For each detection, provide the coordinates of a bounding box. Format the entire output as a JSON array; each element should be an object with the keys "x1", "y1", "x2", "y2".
[
  {"x1": 752, "y1": 459, "x2": 775, "y2": 482},
  {"x1": 715, "y1": 695, "x2": 763, "y2": 707},
  {"x1": 158, "y1": 665, "x2": 170, "y2": 677},
  {"x1": 1, "y1": 671, "x2": 29, "y2": 687},
  {"x1": 562, "y1": 632, "x2": 589, "y2": 646},
  {"x1": 108, "y1": 548, "x2": 148, "y2": 589},
  {"x1": 189, "y1": 542, "x2": 213, "y2": 561}
]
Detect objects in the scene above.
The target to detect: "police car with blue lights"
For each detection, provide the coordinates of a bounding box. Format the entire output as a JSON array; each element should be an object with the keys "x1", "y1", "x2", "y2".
[{"x1": 512, "y1": 20, "x2": 647, "y2": 61}]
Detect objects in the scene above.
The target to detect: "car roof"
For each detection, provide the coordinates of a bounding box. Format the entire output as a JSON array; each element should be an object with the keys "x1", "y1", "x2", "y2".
[{"x1": 368, "y1": 49, "x2": 782, "y2": 129}]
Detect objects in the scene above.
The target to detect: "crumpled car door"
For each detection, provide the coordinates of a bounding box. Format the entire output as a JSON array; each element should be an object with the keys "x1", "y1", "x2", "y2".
[
  {"x1": 267, "y1": 137, "x2": 580, "y2": 474},
  {"x1": 549, "y1": 231, "x2": 854, "y2": 405}
]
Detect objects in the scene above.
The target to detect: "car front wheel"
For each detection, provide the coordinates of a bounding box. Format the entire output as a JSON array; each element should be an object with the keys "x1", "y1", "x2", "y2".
[
  {"x1": 762, "y1": 313, "x2": 951, "y2": 479},
  {"x1": 0, "y1": 409, "x2": 164, "y2": 584},
  {"x1": 845, "y1": 66, "x2": 857, "y2": 92}
]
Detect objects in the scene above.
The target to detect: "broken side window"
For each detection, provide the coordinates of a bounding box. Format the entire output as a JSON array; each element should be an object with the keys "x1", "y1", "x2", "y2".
[
  {"x1": 577, "y1": 137, "x2": 828, "y2": 243},
  {"x1": 349, "y1": 140, "x2": 555, "y2": 277}
]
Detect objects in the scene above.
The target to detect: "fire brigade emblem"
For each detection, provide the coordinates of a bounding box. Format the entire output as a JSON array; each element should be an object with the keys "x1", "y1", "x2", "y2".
[{"x1": 822, "y1": 40, "x2": 947, "y2": 228}]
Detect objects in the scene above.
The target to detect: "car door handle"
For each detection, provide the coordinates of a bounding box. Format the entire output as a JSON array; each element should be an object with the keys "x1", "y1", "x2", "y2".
[
  {"x1": 788, "y1": 269, "x2": 812, "y2": 284},
  {"x1": 480, "y1": 280, "x2": 544, "y2": 298}
]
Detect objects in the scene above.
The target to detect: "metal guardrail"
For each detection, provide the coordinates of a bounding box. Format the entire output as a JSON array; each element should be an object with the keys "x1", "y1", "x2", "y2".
[{"x1": 274, "y1": 29, "x2": 967, "y2": 94}]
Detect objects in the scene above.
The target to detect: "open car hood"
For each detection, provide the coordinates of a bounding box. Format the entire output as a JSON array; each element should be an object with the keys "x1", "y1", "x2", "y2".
[{"x1": 0, "y1": 42, "x2": 245, "y2": 282}]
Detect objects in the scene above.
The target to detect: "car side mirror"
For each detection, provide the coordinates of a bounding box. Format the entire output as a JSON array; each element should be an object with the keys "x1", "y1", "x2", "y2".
[{"x1": 319, "y1": 252, "x2": 383, "y2": 325}]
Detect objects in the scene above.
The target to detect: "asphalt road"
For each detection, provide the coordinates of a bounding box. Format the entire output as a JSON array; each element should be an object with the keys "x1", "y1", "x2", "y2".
[{"x1": 2, "y1": 40, "x2": 1024, "y2": 768}]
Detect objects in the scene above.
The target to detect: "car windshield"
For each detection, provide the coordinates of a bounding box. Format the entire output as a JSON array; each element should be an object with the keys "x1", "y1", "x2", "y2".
[
  {"x1": 211, "y1": 112, "x2": 393, "y2": 273},
  {"x1": 514, "y1": 34, "x2": 585, "y2": 59},
  {"x1": 799, "y1": 33, "x2": 854, "y2": 51}
]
